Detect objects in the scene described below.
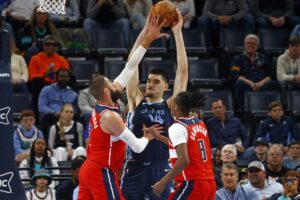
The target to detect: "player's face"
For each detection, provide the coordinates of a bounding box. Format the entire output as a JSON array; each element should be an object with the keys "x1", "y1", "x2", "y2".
[
  {"x1": 61, "y1": 105, "x2": 74, "y2": 122},
  {"x1": 20, "y1": 116, "x2": 35, "y2": 130},
  {"x1": 221, "y1": 168, "x2": 238, "y2": 191},
  {"x1": 146, "y1": 74, "x2": 168, "y2": 99},
  {"x1": 211, "y1": 100, "x2": 225, "y2": 119},
  {"x1": 106, "y1": 79, "x2": 121, "y2": 103},
  {"x1": 248, "y1": 168, "x2": 265, "y2": 185}
]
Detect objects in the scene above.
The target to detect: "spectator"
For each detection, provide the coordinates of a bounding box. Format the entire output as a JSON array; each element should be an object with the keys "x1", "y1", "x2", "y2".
[
  {"x1": 270, "y1": 170, "x2": 300, "y2": 200},
  {"x1": 277, "y1": 37, "x2": 300, "y2": 91},
  {"x1": 4, "y1": 0, "x2": 38, "y2": 42},
  {"x1": 266, "y1": 144, "x2": 289, "y2": 181},
  {"x1": 83, "y1": 0, "x2": 130, "y2": 47},
  {"x1": 48, "y1": 104, "x2": 86, "y2": 162},
  {"x1": 197, "y1": 0, "x2": 255, "y2": 47},
  {"x1": 21, "y1": 7, "x2": 59, "y2": 62},
  {"x1": 11, "y1": 39, "x2": 29, "y2": 93},
  {"x1": 56, "y1": 156, "x2": 86, "y2": 200},
  {"x1": 213, "y1": 146, "x2": 223, "y2": 169},
  {"x1": 214, "y1": 163, "x2": 260, "y2": 200},
  {"x1": 28, "y1": 35, "x2": 69, "y2": 114},
  {"x1": 248, "y1": 137, "x2": 269, "y2": 164},
  {"x1": 26, "y1": 170, "x2": 56, "y2": 200},
  {"x1": 50, "y1": 0, "x2": 81, "y2": 28},
  {"x1": 124, "y1": 0, "x2": 152, "y2": 29},
  {"x1": 78, "y1": 74, "x2": 98, "y2": 125},
  {"x1": 19, "y1": 138, "x2": 59, "y2": 189},
  {"x1": 215, "y1": 144, "x2": 238, "y2": 189},
  {"x1": 284, "y1": 140, "x2": 300, "y2": 170},
  {"x1": 207, "y1": 99, "x2": 249, "y2": 153},
  {"x1": 244, "y1": 161, "x2": 283, "y2": 199},
  {"x1": 230, "y1": 34, "x2": 281, "y2": 109},
  {"x1": 249, "y1": 0, "x2": 300, "y2": 30},
  {"x1": 14, "y1": 109, "x2": 44, "y2": 164},
  {"x1": 38, "y1": 68, "x2": 77, "y2": 140},
  {"x1": 172, "y1": 0, "x2": 195, "y2": 29},
  {"x1": 255, "y1": 101, "x2": 299, "y2": 149}
]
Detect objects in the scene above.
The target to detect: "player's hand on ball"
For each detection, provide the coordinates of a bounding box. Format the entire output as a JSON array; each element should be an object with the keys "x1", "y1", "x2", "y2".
[{"x1": 171, "y1": 9, "x2": 183, "y2": 34}]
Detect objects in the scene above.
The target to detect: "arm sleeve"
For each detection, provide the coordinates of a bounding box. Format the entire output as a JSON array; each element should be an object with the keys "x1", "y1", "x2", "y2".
[
  {"x1": 38, "y1": 87, "x2": 55, "y2": 114},
  {"x1": 202, "y1": 0, "x2": 219, "y2": 21},
  {"x1": 78, "y1": 89, "x2": 94, "y2": 113},
  {"x1": 117, "y1": 127, "x2": 149, "y2": 153},
  {"x1": 168, "y1": 123, "x2": 188, "y2": 147},
  {"x1": 19, "y1": 55, "x2": 29, "y2": 82},
  {"x1": 113, "y1": 45, "x2": 147, "y2": 88},
  {"x1": 277, "y1": 55, "x2": 294, "y2": 81},
  {"x1": 14, "y1": 131, "x2": 24, "y2": 155},
  {"x1": 86, "y1": 0, "x2": 101, "y2": 18},
  {"x1": 232, "y1": 0, "x2": 249, "y2": 21}
]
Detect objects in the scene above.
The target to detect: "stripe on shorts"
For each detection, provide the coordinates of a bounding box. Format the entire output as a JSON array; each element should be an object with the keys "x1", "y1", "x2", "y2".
[
  {"x1": 101, "y1": 168, "x2": 121, "y2": 200},
  {"x1": 172, "y1": 180, "x2": 194, "y2": 200}
]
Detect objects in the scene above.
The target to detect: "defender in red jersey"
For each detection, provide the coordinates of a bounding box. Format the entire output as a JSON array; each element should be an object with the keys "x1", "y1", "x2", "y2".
[
  {"x1": 78, "y1": 15, "x2": 167, "y2": 200},
  {"x1": 152, "y1": 91, "x2": 216, "y2": 200}
]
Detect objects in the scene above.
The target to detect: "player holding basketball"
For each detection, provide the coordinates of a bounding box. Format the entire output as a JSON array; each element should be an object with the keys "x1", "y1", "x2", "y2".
[
  {"x1": 121, "y1": 9, "x2": 188, "y2": 200},
  {"x1": 152, "y1": 91, "x2": 216, "y2": 200},
  {"x1": 77, "y1": 15, "x2": 166, "y2": 200}
]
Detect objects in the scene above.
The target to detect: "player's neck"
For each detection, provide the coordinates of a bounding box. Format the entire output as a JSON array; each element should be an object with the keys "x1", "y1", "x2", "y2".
[
  {"x1": 146, "y1": 96, "x2": 163, "y2": 103},
  {"x1": 97, "y1": 99, "x2": 116, "y2": 107}
]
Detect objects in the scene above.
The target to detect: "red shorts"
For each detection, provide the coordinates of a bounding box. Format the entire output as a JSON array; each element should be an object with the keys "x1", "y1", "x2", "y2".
[
  {"x1": 78, "y1": 160, "x2": 124, "y2": 200},
  {"x1": 169, "y1": 179, "x2": 216, "y2": 200}
]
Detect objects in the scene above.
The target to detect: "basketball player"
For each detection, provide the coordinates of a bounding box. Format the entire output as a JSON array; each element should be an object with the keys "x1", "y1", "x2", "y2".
[
  {"x1": 152, "y1": 91, "x2": 216, "y2": 200},
  {"x1": 121, "y1": 9, "x2": 188, "y2": 200},
  {"x1": 77, "y1": 15, "x2": 166, "y2": 200}
]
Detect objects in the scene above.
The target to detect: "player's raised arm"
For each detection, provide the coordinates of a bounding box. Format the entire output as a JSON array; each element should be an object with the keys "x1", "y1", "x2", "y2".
[
  {"x1": 168, "y1": 9, "x2": 188, "y2": 105},
  {"x1": 126, "y1": 13, "x2": 168, "y2": 111}
]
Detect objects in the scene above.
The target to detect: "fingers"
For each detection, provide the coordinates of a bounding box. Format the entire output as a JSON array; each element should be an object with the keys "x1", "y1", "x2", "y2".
[{"x1": 176, "y1": 8, "x2": 183, "y2": 22}]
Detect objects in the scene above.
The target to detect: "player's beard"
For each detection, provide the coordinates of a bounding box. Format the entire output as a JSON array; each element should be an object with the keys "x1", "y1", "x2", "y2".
[{"x1": 109, "y1": 88, "x2": 122, "y2": 104}]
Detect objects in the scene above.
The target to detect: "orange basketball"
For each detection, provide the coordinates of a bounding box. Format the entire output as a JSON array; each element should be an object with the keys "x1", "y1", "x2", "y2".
[{"x1": 151, "y1": 0, "x2": 178, "y2": 28}]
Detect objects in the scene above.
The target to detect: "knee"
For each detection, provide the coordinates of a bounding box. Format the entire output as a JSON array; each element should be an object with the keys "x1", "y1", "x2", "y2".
[
  {"x1": 83, "y1": 18, "x2": 96, "y2": 30},
  {"x1": 197, "y1": 16, "x2": 210, "y2": 27}
]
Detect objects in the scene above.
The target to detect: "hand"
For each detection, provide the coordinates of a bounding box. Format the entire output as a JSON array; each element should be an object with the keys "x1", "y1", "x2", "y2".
[
  {"x1": 236, "y1": 145, "x2": 245, "y2": 153},
  {"x1": 278, "y1": 17, "x2": 285, "y2": 26},
  {"x1": 223, "y1": 16, "x2": 233, "y2": 24},
  {"x1": 67, "y1": 148, "x2": 74, "y2": 157},
  {"x1": 142, "y1": 124, "x2": 164, "y2": 141},
  {"x1": 98, "y1": 0, "x2": 105, "y2": 6},
  {"x1": 171, "y1": 9, "x2": 183, "y2": 34},
  {"x1": 144, "y1": 14, "x2": 168, "y2": 42},
  {"x1": 217, "y1": 16, "x2": 227, "y2": 24},
  {"x1": 151, "y1": 181, "x2": 165, "y2": 197},
  {"x1": 294, "y1": 74, "x2": 300, "y2": 82}
]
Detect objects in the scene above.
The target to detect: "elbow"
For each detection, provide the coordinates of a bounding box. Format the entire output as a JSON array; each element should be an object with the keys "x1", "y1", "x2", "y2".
[{"x1": 131, "y1": 145, "x2": 144, "y2": 153}]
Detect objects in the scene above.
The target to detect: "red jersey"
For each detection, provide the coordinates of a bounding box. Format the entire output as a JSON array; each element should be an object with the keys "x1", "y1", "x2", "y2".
[
  {"x1": 87, "y1": 103, "x2": 125, "y2": 172},
  {"x1": 169, "y1": 116, "x2": 214, "y2": 181}
]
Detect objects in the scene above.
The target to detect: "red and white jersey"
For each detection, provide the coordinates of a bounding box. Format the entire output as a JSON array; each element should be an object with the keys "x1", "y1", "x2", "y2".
[
  {"x1": 169, "y1": 116, "x2": 214, "y2": 181},
  {"x1": 87, "y1": 103, "x2": 125, "y2": 172}
]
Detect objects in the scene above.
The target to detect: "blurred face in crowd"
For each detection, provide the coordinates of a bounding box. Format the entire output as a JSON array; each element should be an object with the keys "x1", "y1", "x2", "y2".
[
  {"x1": 43, "y1": 38, "x2": 57, "y2": 56},
  {"x1": 288, "y1": 43, "x2": 300, "y2": 59},
  {"x1": 267, "y1": 146, "x2": 283, "y2": 168},
  {"x1": 269, "y1": 106, "x2": 284, "y2": 122},
  {"x1": 61, "y1": 104, "x2": 74, "y2": 123},
  {"x1": 34, "y1": 139, "x2": 46, "y2": 157},
  {"x1": 290, "y1": 144, "x2": 300, "y2": 159},
  {"x1": 21, "y1": 116, "x2": 35, "y2": 131},
  {"x1": 221, "y1": 145, "x2": 237, "y2": 163},
  {"x1": 244, "y1": 36, "x2": 259, "y2": 54},
  {"x1": 221, "y1": 168, "x2": 238, "y2": 191},
  {"x1": 36, "y1": 177, "x2": 49, "y2": 190},
  {"x1": 211, "y1": 100, "x2": 226, "y2": 120},
  {"x1": 254, "y1": 144, "x2": 268, "y2": 155},
  {"x1": 35, "y1": 11, "x2": 48, "y2": 25},
  {"x1": 284, "y1": 175, "x2": 300, "y2": 194},
  {"x1": 57, "y1": 70, "x2": 70, "y2": 88},
  {"x1": 214, "y1": 149, "x2": 222, "y2": 166},
  {"x1": 248, "y1": 168, "x2": 266, "y2": 188}
]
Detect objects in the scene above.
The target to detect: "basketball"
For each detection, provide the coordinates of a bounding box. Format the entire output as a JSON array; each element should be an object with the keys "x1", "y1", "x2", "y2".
[{"x1": 151, "y1": 0, "x2": 178, "y2": 28}]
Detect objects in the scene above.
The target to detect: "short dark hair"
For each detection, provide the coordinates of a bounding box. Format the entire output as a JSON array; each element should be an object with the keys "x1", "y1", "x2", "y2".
[
  {"x1": 289, "y1": 37, "x2": 300, "y2": 45},
  {"x1": 149, "y1": 69, "x2": 169, "y2": 83},
  {"x1": 72, "y1": 156, "x2": 86, "y2": 170},
  {"x1": 43, "y1": 35, "x2": 57, "y2": 45},
  {"x1": 55, "y1": 68, "x2": 71, "y2": 77},
  {"x1": 289, "y1": 140, "x2": 300, "y2": 148},
  {"x1": 268, "y1": 101, "x2": 283, "y2": 112},
  {"x1": 90, "y1": 75, "x2": 108, "y2": 100},
  {"x1": 21, "y1": 109, "x2": 35, "y2": 119}
]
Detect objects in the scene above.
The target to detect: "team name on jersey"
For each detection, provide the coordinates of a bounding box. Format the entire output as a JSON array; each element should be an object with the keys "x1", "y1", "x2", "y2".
[
  {"x1": 191, "y1": 125, "x2": 207, "y2": 140},
  {"x1": 141, "y1": 109, "x2": 165, "y2": 115},
  {"x1": 92, "y1": 110, "x2": 98, "y2": 129}
]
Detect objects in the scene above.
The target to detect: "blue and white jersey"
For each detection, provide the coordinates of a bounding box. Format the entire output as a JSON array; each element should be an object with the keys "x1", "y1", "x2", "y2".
[{"x1": 126, "y1": 99, "x2": 173, "y2": 162}]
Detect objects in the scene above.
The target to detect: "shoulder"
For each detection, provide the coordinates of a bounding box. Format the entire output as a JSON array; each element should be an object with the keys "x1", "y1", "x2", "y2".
[
  {"x1": 41, "y1": 85, "x2": 52, "y2": 93},
  {"x1": 266, "y1": 179, "x2": 283, "y2": 189}
]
